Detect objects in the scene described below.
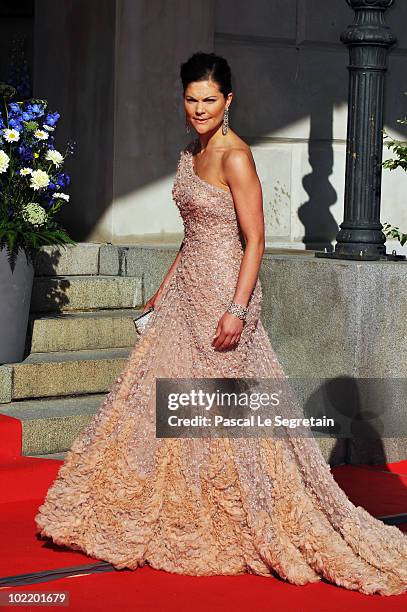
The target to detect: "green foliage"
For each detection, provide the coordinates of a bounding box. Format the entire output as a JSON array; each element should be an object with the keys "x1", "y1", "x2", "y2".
[
  {"x1": 382, "y1": 122, "x2": 407, "y2": 172},
  {"x1": 0, "y1": 83, "x2": 17, "y2": 99},
  {"x1": 24, "y1": 120, "x2": 38, "y2": 132},
  {"x1": 382, "y1": 93, "x2": 407, "y2": 246},
  {"x1": 382, "y1": 223, "x2": 407, "y2": 247},
  {"x1": 382, "y1": 91, "x2": 407, "y2": 171}
]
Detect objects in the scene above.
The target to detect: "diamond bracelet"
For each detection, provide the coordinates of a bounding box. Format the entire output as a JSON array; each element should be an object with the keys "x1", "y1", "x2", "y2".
[{"x1": 227, "y1": 302, "x2": 249, "y2": 321}]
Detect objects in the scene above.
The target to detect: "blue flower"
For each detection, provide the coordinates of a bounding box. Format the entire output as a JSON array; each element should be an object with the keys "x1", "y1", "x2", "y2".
[
  {"x1": 18, "y1": 144, "x2": 34, "y2": 162},
  {"x1": 8, "y1": 118, "x2": 23, "y2": 131},
  {"x1": 57, "y1": 172, "x2": 70, "y2": 188},
  {"x1": 22, "y1": 111, "x2": 34, "y2": 121},
  {"x1": 32, "y1": 104, "x2": 43, "y2": 116},
  {"x1": 9, "y1": 102, "x2": 22, "y2": 115},
  {"x1": 26, "y1": 103, "x2": 45, "y2": 118},
  {"x1": 43, "y1": 196, "x2": 55, "y2": 209},
  {"x1": 45, "y1": 112, "x2": 60, "y2": 126}
]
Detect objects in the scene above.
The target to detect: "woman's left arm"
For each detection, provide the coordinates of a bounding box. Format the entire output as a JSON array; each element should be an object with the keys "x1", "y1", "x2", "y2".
[{"x1": 212, "y1": 149, "x2": 265, "y2": 351}]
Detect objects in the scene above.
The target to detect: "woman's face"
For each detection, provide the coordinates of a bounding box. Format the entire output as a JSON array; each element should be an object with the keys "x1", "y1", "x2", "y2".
[{"x1": 184, "y1": 79, "x2": 232, "y2": 135}]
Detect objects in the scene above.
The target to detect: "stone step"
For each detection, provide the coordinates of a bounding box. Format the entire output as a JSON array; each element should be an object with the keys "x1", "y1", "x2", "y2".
[
  {"x1": 0, "y1": 347, "x2": 133, "y2": 403},
  {"x1": 0, "y1": 394, "x2": 104, "y2": 456},
  {"x1": 33, "y1": 242, "x2": 178, "y2": 277},
  {"x1": 31, "y1": 275, "x2": 143, "y2": 313},
  {"x1": 33, "y1": 243, "x2": 101, "y2": 276},
  {"x1": 28, "y1": 308, "x2": 142, "y2": 352},
  {"x1": 30, "y1": 451, "x2": 68, "y2": 460}
]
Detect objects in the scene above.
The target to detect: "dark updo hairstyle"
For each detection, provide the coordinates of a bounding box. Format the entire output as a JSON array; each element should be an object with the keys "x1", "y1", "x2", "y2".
[{"x1": 180, "y1": 52, "x2": 232, "y2": 99}]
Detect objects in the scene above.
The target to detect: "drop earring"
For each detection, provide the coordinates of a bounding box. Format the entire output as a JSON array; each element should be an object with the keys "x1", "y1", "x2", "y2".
[
  {"x1": 185, "y1": 117, "x2": 191, "y2": 134},
  {"x1": 222, "y1": 107, "x2": 229, "y2": 135}
]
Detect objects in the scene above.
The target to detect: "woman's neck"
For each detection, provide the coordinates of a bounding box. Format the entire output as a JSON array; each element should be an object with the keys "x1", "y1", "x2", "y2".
[{"x1": 196, "y1": 124, "x2": 228, "y2": 153}]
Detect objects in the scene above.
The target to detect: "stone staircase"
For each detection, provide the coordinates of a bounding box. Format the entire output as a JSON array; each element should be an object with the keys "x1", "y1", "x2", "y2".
[
  {"x1": 4, "y1": 242, "x2": 393, "y2": 467},
  {"x1": 0, "y1": 242, "x2": 176, "y2": 459}
]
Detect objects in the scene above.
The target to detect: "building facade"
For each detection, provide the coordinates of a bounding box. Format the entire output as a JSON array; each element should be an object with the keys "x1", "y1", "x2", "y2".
[{"x1": 1, "y1": 0, "x2": 407, "y2": 252}]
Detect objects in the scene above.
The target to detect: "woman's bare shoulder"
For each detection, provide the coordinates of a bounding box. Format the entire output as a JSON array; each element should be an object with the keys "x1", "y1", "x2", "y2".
[{"x1": 221, "y1": 137, "x2": 255, "y2": 170}]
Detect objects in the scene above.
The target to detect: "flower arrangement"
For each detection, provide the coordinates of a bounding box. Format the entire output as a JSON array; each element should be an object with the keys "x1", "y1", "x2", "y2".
[{"x1": 0, "y1": 82, "x2": 76, "y2": 261}]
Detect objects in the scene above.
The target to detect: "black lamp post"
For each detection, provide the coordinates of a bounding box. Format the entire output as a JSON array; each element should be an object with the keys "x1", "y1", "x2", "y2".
[{"x1": 316, "y1": 0, "x2": 405, "y2": 261}]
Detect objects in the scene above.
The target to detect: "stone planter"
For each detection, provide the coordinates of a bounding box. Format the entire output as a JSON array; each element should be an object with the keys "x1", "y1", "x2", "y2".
[{"x1": 0, "y1": 246, "x2": 35, "y2": 364}]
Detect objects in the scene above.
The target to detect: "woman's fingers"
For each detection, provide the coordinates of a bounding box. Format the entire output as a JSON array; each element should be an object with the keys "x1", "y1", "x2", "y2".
[
  {"x1": 212, "y1": 327, "x2": 226, "y2": 349},
  {"x1": 225, "y1": 334, "x2": 239, "y2": 350},
  {"x1": 215, "y1": 332, "x2": 235, "y2": 351},
  {"x1": 211, "y1": 324, "x2": 222, "y2": 345},
  {"x1": 231, "y1": 333, "x2": 240, "y2": 347},
  {"x1": 212, "y1": 334, "x2": 226, "y2": 349},
  {"x1": 212, "y1": 327, "x2": 242, "y2": 350},
  {"x1": 212, "y1": 314, "x2": 243, "y2": 350}
]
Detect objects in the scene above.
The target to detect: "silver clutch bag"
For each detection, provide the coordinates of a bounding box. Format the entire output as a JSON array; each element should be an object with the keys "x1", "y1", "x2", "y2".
[{"x1": 133, "y1": 307, "x2": 154, "y2": 334}]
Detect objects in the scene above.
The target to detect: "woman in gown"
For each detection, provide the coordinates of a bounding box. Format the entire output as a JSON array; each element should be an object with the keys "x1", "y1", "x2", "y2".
[{"x1": 35, "y1": 52, "x2": 407, "y2": 596}]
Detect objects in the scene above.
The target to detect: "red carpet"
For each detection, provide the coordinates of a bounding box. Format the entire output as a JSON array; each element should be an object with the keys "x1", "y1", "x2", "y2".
[
  {"x1": 0, "y1": 414, "x2": 22, "y2": 459},
  {"x1": 331, "y1": 463, "x2": 407, "y2": 517},
  {"x1": 0, "y1": 412, "x2": 406, "y2": 610},
  {"x1": 2, "y1": 565, "x2": 407, "y2": 612}
]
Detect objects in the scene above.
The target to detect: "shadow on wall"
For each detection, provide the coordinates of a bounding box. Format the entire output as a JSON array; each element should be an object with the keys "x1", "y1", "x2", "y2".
[
  {"x1": 302, "y1": 376, "x2": 389, "y2": 466},
  {"x1": 298, "y1": 107, "x2": 339, "y2": 252},
  {"x1": 0, "y1": 1, "x2": 405, "y2": 247},
  {"x1": 23, "y1": 248, "x2": 70, "y2": 360}
]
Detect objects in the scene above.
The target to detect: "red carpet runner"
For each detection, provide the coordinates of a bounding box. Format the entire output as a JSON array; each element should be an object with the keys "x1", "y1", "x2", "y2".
[{"x1": 1, "y1": 413, "x2": 406, "y2": 610}]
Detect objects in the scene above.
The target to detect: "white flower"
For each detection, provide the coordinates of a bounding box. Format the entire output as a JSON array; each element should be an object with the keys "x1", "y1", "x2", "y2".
[
  {"x1": 0, "y1": 150, "x2": 10, "y2": 173},
  {"x1": 30, "y1": 169, "x2": 50, "y2": 190},
  {"x1": 20, "y1": 203, "x2": 48, "y2": 228},
  {"x1": 3, "y1": 128, "x2": 20, "y2": 142},
  {"x1": 43, "y1": 125, "x2": 55, "y2": 132},
  {"x1": 20, "y1": 167, "x2": 33, "y2": 176},
  {"x1": 45, "y1": 149, "x2": 63, "y2": 167},
  {"x1": 52, "y1": 192, "x2": 70, "y2": 202},
  {"x1": 34, "y1": 129, "x2": 49, "y2": 140}
]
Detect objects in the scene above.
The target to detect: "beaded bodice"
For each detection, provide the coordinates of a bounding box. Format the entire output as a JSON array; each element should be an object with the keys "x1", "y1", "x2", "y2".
[{"x1": 172, "y1": 140, "x2": 245, "y2": 254}]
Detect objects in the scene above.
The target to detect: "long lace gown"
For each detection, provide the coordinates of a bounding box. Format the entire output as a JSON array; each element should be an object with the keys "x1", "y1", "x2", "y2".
[{"x1": 35, "y1": 140, "x2": 407, "y2": 596}]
